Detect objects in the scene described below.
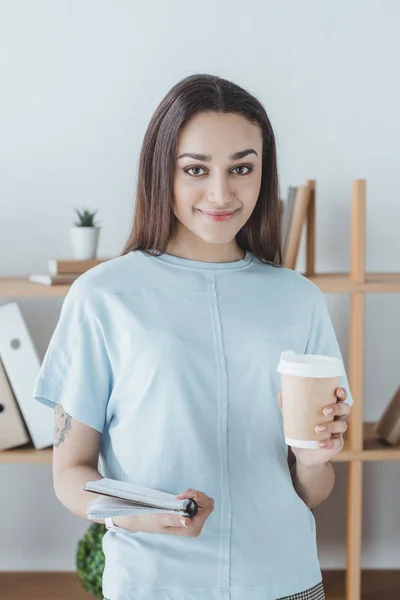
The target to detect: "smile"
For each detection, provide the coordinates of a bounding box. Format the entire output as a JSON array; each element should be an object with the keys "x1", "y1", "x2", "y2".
[{"x1": 198, "y1": 209, "x2": 239, "y2": 222}]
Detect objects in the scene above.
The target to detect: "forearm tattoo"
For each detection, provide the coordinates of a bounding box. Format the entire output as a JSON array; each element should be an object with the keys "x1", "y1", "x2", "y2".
[{"x1": 54, "y1": 404, "x2": 72, "y2": 447}]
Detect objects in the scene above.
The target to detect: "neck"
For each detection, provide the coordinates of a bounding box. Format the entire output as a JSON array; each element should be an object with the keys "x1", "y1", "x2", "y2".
[{"x1": 165, "y1": 235, "x2": 245, "y2": 264}]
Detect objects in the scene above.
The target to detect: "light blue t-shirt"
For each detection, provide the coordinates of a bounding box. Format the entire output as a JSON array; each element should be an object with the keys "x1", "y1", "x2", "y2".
[{"x1": 33, "y1": 249, "x2": 353, "y2": 600}]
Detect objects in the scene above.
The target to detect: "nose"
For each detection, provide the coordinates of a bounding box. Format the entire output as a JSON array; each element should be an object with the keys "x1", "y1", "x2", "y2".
[{"x1": 207, "y1": 173, "x2": 232, "y2": 206}]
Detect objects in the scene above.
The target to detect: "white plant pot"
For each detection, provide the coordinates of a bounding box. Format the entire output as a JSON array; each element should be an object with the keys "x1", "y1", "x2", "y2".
[{"x1": 69, "y1": 227, "x2": 101, "y2": 260}]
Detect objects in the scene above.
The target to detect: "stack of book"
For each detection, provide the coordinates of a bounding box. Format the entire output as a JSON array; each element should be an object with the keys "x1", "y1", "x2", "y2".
[{"x1": 28, "y1": 257, "x2": 110, "y2": 286}]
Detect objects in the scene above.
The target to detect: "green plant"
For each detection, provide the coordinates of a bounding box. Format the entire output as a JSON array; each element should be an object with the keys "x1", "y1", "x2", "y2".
[
  {"x1": 76, "y1": 523, "x2": 106, "y2": 599},
  {"x1": 73, "y1": 208, "x2": 99, "y2": 227}
]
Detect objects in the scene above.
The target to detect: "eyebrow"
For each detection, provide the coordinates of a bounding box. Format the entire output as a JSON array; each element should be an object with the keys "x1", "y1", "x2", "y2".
[{"x1": 176, "y1": 148, "x2": 258, "y2": 161}]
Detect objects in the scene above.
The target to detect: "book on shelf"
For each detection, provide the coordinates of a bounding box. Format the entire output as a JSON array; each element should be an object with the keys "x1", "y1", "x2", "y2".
[
  {"x1": 283, "y1": 185, "x2": 312, "y2": 270},
  {"x1": 84, "y1": 478, "x2": 199, "y2": 520},
  {"x1": 28, "y1": 273, "x2": 80, "y2": 286},
  {"x1": 48, "y1": 257, "x2": 111, "y2": 275},
  {"x1": 0, "y1": 302, "x2": 53, "y2": 450},
  {"x1": 281, "y1": 186, "x2": 297, "y2": 255},
  {"x1": 28, "y1": 257, "x2": 113, "y2": 286},
  {"x1": 375, "y1": 385, "x2": 400, "y2": 446}
]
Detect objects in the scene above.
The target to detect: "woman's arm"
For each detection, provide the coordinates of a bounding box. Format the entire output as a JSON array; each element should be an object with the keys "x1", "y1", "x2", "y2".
[
  {"x1": 52, "y1": 403, "x2": 107, "y2": 524},
  {"x1": 52, "y1": 403, "x2": 215, "y2": 535},
  {"x1": 290, "y1": 456, "x2": 335, "y2": 509}
]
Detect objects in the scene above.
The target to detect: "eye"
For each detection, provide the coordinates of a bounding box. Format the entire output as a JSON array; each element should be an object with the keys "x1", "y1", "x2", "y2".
[
  {"x1": 184, "y1": 166, "x2": 207, "y2": 177},
  {"x1": 231, "y1": 165, "x2": 254, "y2": 176}
]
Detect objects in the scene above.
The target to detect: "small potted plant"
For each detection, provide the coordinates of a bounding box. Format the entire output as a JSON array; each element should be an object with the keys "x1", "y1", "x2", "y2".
[
  {"x1": 70, "y1": 208, "x2": 101, "y2": 259},
  {"x1": 76, "y1": 523, "x2": 105, "y2": 599}
]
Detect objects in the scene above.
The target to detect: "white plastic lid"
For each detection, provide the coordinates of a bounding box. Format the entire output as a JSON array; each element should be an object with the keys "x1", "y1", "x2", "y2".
[{"x1": 277, "y1": 350, "x2": 345, "y2": 378}]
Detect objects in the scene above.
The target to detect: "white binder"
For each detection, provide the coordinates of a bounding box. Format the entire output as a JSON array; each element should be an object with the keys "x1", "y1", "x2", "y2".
[
  {"x1": 0, "y1": 358, "x2": 30, "y2": 450},
  {"x1": 0, "y1": 302, "x2": 54, "y2": 449}
]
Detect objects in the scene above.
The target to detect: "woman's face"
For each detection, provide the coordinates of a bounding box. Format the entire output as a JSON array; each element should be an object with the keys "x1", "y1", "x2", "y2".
[{"x1": 172, "y1": 111, "x2": 263, "y2": 250}]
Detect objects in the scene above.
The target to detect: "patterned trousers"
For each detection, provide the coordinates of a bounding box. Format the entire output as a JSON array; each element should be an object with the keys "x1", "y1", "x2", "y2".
[
  {"x1": 104, "y1": 580, "x2": 325, "y2": 600},
  {"x1": 281, "y1": 581, "x2": 325, "y2": 599}
]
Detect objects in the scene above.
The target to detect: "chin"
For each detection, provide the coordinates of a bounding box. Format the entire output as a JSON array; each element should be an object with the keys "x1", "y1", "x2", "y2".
[{"x1": 194, "y1": 230, "x2": 239, "y2": 245}]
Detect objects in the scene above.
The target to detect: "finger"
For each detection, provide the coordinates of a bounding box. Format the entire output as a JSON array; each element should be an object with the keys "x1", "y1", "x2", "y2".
[
  {"x1": 277, "y1": 392, "x2": 283, "y2": 411},
  {"x1": 315, "y1": 420, "x2": 348, "y2": 436},
  {"x1": 334, "y1": 391, "x2": 351, "y2": 421},
  {"x1": 335, "y1": 387, "x2": 348, "y2": 401},
  {"x1": 158, "y1": 513, "x2": 190, "y2": 529},
  {"x1": 322, "y1": 401, "x2": 351, "y2": 418},
  {"x1": 318, "y1": 436, "x2": 344, "y2": 451}
]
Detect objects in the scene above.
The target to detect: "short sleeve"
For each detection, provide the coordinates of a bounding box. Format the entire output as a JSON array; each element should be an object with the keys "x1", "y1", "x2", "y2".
[
  {"x1": 305, "y1": 287, "x2": 354, "y2": 407},
  {"x1": 32, "y1": 283, "x2": 113, "y2": 432}
]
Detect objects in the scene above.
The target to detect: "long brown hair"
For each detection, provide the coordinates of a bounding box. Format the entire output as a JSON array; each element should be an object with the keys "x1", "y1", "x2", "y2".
[{"x1": 120, "y1": 74, "x2": 282, "y2": 265}]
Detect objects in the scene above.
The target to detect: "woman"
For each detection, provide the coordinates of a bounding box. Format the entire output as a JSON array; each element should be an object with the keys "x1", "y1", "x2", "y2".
[{"x1": 33, "y1": 74, "x2": 353, "y2": 600}]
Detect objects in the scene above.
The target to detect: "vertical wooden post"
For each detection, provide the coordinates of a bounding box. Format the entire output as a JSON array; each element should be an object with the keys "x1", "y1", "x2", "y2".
[
  {"x1": 346, "y1": 461, "x2": 363, "y2": 600},
  {"x1": 346, "y1": 292, "x2": 365, "y2": 600},
  {"x1": 346, "y1": 180, "x2": 366, "y2": 600},
  {"x1": 349, "y1": 179, "x2": 366, "y2": 452},
  {"x1": 350, "y1": 180, "x2": 366, "y2": 284},
  {"x1": 306, "y1": 179, "x2": 316, "y2": 277}
]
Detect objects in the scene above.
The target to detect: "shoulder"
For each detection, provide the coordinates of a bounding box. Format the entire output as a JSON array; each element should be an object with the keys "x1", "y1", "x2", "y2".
[
  {"x1": 61, "y1": 251, "x2": 146, "y2": 316},
  {"x1": 251, "y1": 258, "x2": 324, "y2": 303},
  {"x1": 68, "y1": 251, "x2": 145, "y2": 297}
]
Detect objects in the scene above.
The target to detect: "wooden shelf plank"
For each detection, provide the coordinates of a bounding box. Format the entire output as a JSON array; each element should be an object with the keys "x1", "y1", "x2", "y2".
[
  {"x1": 331, "y1": 422, "x2": 400, "y2": 462},
  {"x1": 1, "y1": 423, "x2": 399, "y2": 464},
  {"x1": 306, "y1": 272, "x2": 400, "y2": 293},
  {"x1": 0, "y1": 572, "x2": 92, "y2": 600},
  {"x1": 0, "y1": 570, "x2": 398, "y2": 600},
  {"x1": 1, "y1": 272, "x2": 400, "y2": 298},
  {"x1": 0, "y1": 444, "x2": 53, "y2": 464},
  {"x1": 323, "y1": 569, "x2": 400, "y2": 600},
  {"x1": 2, "y1": 272, "x2": 400, "y2": 296},
  {"x1": 0, "y1": 277, "x2": 70, "y2": 297}
]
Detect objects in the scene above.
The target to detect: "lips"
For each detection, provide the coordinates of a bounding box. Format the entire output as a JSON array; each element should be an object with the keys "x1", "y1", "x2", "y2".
[
  {"x1": 202, "y1": 211, "x2": 235, "y2": 216},
  {"x1": 198, "y1": 209, "x2": 238, "y2": 222}
]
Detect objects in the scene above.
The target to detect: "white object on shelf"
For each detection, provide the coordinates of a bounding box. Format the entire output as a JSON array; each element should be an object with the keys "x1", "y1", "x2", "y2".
[
  {"x1": 0, "y1": 302, "x2": 53, "y2": 449},
  {"x1": 69, "y1": 226, "x2": 100, "y2": 260}
]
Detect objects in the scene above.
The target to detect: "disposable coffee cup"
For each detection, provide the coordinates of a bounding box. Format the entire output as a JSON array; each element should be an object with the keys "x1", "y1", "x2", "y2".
[{"x1": 277, "y1": 350, "x2": 345, "y2": 449}]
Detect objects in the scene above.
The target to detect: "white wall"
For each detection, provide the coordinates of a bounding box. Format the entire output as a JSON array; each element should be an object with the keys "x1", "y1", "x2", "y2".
[{"x1": 0, "y1": 0, "x2": 399, "y2": 570}]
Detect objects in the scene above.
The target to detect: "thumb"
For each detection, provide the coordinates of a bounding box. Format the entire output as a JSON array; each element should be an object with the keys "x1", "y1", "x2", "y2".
[
  {"x1": 179, "y1": 516, "x2": 189, "y2": 528},
  {"x1": 159, "y1": 513, "x2": 188, "y2": 529}
]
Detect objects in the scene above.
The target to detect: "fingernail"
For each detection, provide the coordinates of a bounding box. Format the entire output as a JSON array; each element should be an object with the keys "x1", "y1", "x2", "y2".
[
  {"x1": 315, "y1": 425, "x2": 326, "y2": 432},
  {"x1": 319, "y1": 443, "x2": 327, "y2": 448},
  {"x1": 180, "y1": 518, "x2": 188, "y2": 527},
  {"x1": 324, "y1": 407, "x2": 334, "y2": 415}
]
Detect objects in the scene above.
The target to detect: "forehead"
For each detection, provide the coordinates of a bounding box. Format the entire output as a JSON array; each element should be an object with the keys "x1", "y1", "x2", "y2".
[{"x1": 177, "y1": 112, "x2": 262, "y2": 155}]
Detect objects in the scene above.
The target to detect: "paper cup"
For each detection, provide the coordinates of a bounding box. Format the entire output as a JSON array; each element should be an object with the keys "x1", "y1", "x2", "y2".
[{"x1": 277, "y1": 350, "x2": 345, "y2": 449}]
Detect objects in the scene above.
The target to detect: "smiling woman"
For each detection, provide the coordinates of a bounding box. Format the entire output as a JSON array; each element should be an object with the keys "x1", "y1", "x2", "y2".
[{"x1": 33, "y1": 73, "x2": 353, "y2": 600}]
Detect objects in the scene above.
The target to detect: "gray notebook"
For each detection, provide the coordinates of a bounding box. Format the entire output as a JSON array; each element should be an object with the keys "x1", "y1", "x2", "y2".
[{"x1": 84, "y1": 478, "x2": 198, "y2": 520}]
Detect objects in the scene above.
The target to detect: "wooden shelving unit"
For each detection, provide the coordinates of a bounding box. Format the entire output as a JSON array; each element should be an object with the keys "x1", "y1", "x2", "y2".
[
  {"x1": 303, "y1": 179, "x2": 400, "y2": 600},
  {"x1": 0, "y1": 178, "x2": 399, "y2": 599}
]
